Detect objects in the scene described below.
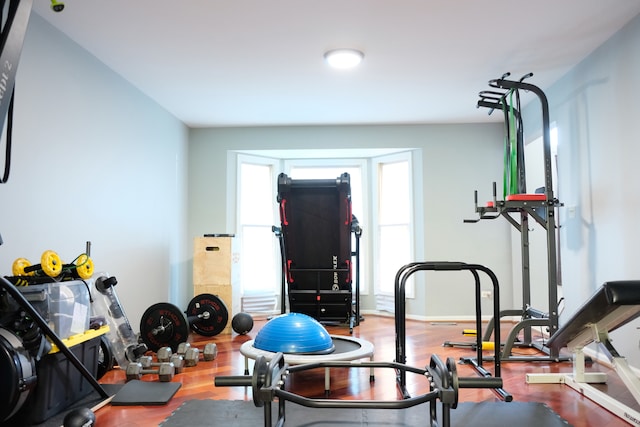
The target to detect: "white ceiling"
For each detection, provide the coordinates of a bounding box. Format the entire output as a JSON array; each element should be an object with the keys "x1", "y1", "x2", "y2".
[{"x1": 33, "y1": 0, "x2": 640, "y2": 128}]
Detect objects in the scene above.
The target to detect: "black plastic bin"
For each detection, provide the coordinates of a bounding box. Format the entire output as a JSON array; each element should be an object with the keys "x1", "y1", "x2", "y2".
[{"x1": 20, "y1": 328, "x2": 104, "y2": 424}]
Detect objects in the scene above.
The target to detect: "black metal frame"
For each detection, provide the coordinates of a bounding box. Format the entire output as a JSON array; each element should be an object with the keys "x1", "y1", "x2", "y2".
[
  {"x1": 465, "y1": 73, "x2": 567, "y2": 363},
  {"x1": 393, "y1": 261, "x2": 510, "y2": 401},
  {"x1": 215, "y1": 351, "x2": 504, "y2": 427}
]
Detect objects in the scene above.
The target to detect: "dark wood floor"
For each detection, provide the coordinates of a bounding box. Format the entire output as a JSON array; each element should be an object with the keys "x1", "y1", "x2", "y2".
[{"x1": 96, "y1": 315, "x2": 635, "y2": 426}]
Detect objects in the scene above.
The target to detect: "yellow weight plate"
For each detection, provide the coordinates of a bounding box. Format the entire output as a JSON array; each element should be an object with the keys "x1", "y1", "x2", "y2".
[
  {"x1": 75, "y1": 254, "x2": 94, "y2": 279},
  {"x1": 12, "y1": 258, "x2": 33, "y2": 276},
  {"x1": 41, "y1": 250, "x2": 62, "y2": 277}
]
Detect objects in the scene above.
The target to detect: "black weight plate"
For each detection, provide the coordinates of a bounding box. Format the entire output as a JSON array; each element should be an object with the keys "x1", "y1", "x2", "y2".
[
  {"x1": 252, "y1": 356, "x2": 269, "y2": 407},
  {"x1": 186, "y1": 294, "x2": 228, "y2": 337},
  {"x1": 96, "y1": 335, "x2": 114, "y2": 380},
  {"x1": 446, "y1": 356, "x2": 459, "y2": 409},
  {"x1": 140, "y1": 302, "x2": 189, "y2": 352},
  {"x1": 0, "y1": 328, "x2": 34, "y2": 422}
]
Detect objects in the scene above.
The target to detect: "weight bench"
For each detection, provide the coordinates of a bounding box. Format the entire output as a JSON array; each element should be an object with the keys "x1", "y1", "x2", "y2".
[{"x1": 526, "y1": 280, "x2": 640, "y2": 423}]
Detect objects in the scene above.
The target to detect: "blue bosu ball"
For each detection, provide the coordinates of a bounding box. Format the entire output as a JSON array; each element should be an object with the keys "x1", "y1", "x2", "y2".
[{"x1": 254, "y1": 313, "x2": 335, "y2": 354}]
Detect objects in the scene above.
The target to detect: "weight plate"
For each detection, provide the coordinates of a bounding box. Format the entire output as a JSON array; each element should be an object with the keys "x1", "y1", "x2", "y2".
[
  {"x1": 186, "y1": 293, "x2": 228, "y2": 337},
  {"x1": 251, "y1": 356, "x2": 269, "y2": 407},
  {"x1": 139, "y1": 302, "x2": 189, "y2": 352},
  {"x1": 96, "y1": 335, "x2": 114, "y2": 380},
  {"x1": 0, "y1": 328, "x2": 35, "y2": 422},
  {"x1": 75, "y1": 254, "x2": 94, "y2": 279},
  {"x1": 11, "y1": 258, "x2": 32, "y2": 276},
  {"x1": 41, "y1": 250, "x2": 62, "y2": 277},
  {"x1": 446, "y1": 356, "x2": 459, "y2": 409}
]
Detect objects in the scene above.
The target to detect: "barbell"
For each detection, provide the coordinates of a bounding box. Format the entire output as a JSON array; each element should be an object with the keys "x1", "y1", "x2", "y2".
[{"x1": 139, "y1": 294, "x2": 228, "y2": 352}]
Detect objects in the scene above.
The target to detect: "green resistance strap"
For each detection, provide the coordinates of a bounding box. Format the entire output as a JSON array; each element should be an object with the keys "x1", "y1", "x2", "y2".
[{"x1": 508, "y1": 90, "x2": 518, "y2": 195}]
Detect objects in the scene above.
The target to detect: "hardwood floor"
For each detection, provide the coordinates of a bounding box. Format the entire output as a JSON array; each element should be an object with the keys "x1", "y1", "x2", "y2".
[{"x1": 96, "y1": 315, "x2": 635, "y2": 426}]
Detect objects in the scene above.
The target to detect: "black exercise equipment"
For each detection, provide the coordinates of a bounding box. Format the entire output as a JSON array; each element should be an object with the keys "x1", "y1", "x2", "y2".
[
  {"x1": 0, "y1": 0, "x2": 33, "y2": 185},
  {"x1": 0, "y1": 276, "x2": 109, "y2": 423},
  {"x1": 185, "y1": 293, "x2": 229, "y2": 336},
  {"x1": 464, "y1": 73, "x2": 567, "y2": 363},
  {"x1": 139, "y1": 293, "x2": 228, "y2": 352},
  {"x1": 140, "y1": 302, "x2": 189, "y2": 352},
  {"x1": 62, "y1": 407, "x2": 95, "y2": 427},
  {"x1": 96, "y1": 334, "x2": 114, "y2": 380},
  {"x1": 394, "y1": 261, "x2": 511, "y2": 402},
  {"x1": 0, "y1": 326, "x2": 35, "y2": 422},
  {"x1": 214, "y1": 351, "x2": 506, "y2": 427},
  {"x1": 275, "y1": 172, "x2": 361, "y2": 331},
  {"x1": 526, "y1": 280, "x2": 640, "y2": 423},
  {"x1": 231, "y1": 312, "x2": 254, "y2": 335}
]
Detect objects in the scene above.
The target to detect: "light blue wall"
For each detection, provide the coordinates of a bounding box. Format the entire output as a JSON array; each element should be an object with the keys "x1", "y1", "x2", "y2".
[
  {"x1": 523, "y1": 14, "x2": 640, "y2": 363},
  {"x1": 0, "y1": 14, "x2": 190, "y2": 328},
  {"x1": 188, "y1": 124, "x2": 512, "y2": 318}
]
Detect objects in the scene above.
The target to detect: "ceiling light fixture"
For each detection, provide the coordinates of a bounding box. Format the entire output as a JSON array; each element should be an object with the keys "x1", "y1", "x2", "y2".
[{"x1": 324, "y1": 48, "x2": 364, "y2": 69}]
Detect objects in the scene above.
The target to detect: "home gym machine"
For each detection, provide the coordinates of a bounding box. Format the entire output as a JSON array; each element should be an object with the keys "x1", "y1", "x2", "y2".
[
  {"x1": 215, "y1": 350, "x2": 505, "y2": 427},
  {"x1": 462, "y1": 73, "x2": 567, "y2": 363},
  {"x1": 275, "y1": 172, "x2": 361, "y2": 332},
  {"x1": 394, "y1": 261, "x2": 511, "y2": 402}
]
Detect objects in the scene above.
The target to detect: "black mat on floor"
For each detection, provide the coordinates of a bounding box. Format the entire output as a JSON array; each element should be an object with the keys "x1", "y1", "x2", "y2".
[
  {"x1": 2, "y1": 384, "x2": 123, "y2": 427},
  {"x1": 110, "y1": 380, "x2": 181, "y2": 406},
  {"x1": 159, "y1": 399, "x2": 572, "y2": 427},
  {"x1": 5, "y1": 381, "x2": 182, "y2": 426}
]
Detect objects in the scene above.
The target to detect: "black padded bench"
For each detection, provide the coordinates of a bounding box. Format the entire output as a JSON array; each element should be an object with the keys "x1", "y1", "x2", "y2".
[
  {"x1": 527, "y1": 280, "x2": 640, "y2": 424},
  {"x1": 547, "y1": 280, "x2": 640, "y2": 352}
]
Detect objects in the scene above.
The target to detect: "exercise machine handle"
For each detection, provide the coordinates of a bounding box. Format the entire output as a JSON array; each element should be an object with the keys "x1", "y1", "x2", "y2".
[
  {"x1": 458, "y1": 376, "x2": 503, "y2": 389},
  {"x1": 215, "y1": 375, "x2": 252, "y2": 387}
]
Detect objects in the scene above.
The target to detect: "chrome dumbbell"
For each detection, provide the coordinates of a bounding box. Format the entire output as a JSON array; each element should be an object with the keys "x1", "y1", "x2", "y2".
[
  {"x1": 176, "y1": 342, "x2": 218, "y2": 367},
  {"x1": 125, "y1": 361, "x2": 174, "y2": 382}
]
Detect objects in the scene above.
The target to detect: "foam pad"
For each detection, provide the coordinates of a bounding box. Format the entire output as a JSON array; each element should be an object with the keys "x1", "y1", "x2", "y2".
[
  {"x1": 111, "y1": 380, "x2": 181, "y2": 406},
  {"x1": 505, "y1": 194, "x2": 546, "y2": 201}
]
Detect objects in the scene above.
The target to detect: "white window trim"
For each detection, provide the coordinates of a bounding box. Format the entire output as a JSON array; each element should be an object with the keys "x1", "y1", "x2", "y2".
[
  {"x1": 232, "y1": 153, "x2": 281, "y2": 312},
  {"x1": 227, "y1": 148, "x2": 424, "y2": 313},
  {"x1": 371, "y1": 150, "x2": 420, "y2": 300}
]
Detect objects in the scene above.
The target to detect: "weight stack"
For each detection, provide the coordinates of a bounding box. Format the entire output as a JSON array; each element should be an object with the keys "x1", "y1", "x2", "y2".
[{"x1": 193, "y1": 235, "x2": 239, "y2": 334}]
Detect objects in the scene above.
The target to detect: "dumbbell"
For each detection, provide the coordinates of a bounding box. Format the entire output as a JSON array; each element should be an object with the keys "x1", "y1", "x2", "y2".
[
  {"x1": 176, "y1": 342, "x2": 218, "y2": 367},
  {"x1": 138, "y1": 354, "x2": 185, "y2": 374},
  {"x1": 125, "y1": 361, "x2": 175, "y2": 382},
  {"x1": 156, "y1": 345, "x2": 201, "y2": 368},
  {"x1": 156, "y1": 346, "x2": 174, "y2": 362}
]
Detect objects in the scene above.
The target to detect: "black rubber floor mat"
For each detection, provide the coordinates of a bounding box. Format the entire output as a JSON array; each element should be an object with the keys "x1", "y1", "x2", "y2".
[
  {"x1": 111, "y1": 380, "x2": 181, "y2": 406},
  {"x1": 159, "y1": 399, "x2": 572, "y2": 427}
]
